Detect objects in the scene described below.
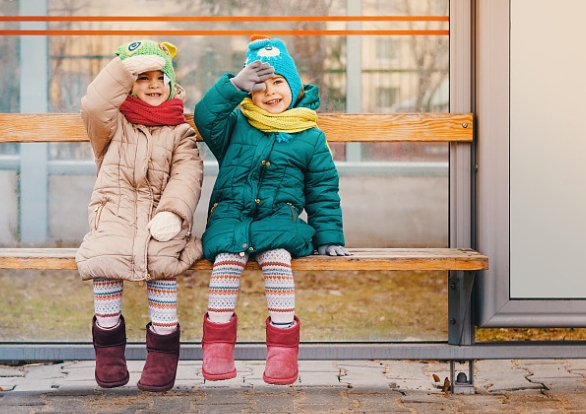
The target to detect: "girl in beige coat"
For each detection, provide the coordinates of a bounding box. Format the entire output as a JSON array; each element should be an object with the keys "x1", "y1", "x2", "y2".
[{"x1": 76, "y1": 40, "x2": 203, "y2": 392}]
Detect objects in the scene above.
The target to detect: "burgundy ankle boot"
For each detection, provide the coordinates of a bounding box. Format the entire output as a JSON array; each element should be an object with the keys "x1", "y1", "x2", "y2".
[
  {"x1": 201, "y1": 313, "x2": 237, "y2": 380},
  {"x1": 263, "y1": 316, "x2": 300, "y2": 385},
  {"x1": 137, "y1": 323, "x2": 180, "y2": 392},
  {"x1": 92, "y1": 315, "x2": 129, "y2": 388}
]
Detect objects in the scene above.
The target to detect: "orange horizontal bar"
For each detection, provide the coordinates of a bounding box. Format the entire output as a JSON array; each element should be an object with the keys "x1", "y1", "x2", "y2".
[
  {"x1": 0, "y1": 15, "x2": 449, "y2": 23},
  {"x1": 0, "y1": 29, "x2": 449, "y2": 37}
]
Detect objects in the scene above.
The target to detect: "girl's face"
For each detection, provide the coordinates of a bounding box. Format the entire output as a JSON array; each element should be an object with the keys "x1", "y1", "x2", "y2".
[
  {"x1": 251, "y1": 75, "x2": 292, "y2": 114},
  {"x1": 131, "y1": 70, "x2": 170, "y2": 106}
]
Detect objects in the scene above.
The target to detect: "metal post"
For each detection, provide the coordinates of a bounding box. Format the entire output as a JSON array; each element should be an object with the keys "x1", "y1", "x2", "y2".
[
  {"x1": 449, "y1": 0, "x2": 475, "y2": 394},
  {"x1": 448, "y1": 270, "x2": 476, "y2": 394},
  {"x1": 345, "y1": 0, "x2": 362, "y2": 162},
  {"x1": 19, "y1": 0, "x2": 49, "y2": 244}
]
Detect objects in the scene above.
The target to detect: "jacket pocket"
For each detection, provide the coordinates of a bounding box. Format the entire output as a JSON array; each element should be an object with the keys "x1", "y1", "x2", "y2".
[
  {"x1": 93, "y1": 201, "x2": 107, "y2": 230},
  {"x1": 286, "y1": 202, "x2": 299, "y2": 223}
]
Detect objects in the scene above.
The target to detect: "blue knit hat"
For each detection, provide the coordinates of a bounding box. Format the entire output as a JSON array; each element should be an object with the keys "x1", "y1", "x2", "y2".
[{"x1": 245, "y1": 36, "x2": 302, "y2": 109}]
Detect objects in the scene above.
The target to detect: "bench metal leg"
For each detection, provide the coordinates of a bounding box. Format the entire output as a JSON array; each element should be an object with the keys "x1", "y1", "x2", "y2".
[
  {"x1": 448, "y1": 270, "x2": 476, "y2": 394},
  {"x1": 450, "y1": 360, "x2": 475, "y2": 394}
]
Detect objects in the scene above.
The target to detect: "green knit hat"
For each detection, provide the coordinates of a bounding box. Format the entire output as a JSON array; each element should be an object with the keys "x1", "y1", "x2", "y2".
[{"x1": 115, "y1": 40, "x2": 177, "y2": 98}]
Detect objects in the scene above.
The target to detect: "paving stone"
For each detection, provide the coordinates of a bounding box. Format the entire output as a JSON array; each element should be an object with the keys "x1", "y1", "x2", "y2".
[
  {"x1": 0, "y1": 384, "x2": 16, "y2": 391},
  {"x1": 71, "y1": 391, "x2": 152, "y2": 413},
  {"x1": 0, "y1": 392, "x2": 48, "y2": 406},
  {"x1": 296, "y1": 360, "x2": 342, "y2": 386},
  {"x1": 350, "y1": 393, "x2": 411, "y2": 413},
  {"x1": 140, "y1": 394, "x2": 196, "y2": 413},
  {"x1": 0, "y1": 408, "x2": 36, "y2": 414},
  {"x1": 441, "y1": 393, "x2": 510, "y2": 411},
  {"x1": 520, "y1": 360, "x2": 582, "y2": 381},
  {"x1": 388, "y1": 360, "x2": 444, "y2": 392},
  {"x1": 0, "y1": 367, "x2": 25, "y2": 378}
]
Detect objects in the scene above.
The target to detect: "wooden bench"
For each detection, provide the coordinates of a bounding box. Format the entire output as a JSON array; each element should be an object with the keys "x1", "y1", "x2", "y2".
[{"x1": 0, "y1": 112, "x2": 486, "y2": 393}]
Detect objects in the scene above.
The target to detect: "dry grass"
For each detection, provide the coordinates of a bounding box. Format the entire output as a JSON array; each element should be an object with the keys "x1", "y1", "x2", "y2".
[{"x1": 1, "y1": 269, "x2": 584, "y2": 343}]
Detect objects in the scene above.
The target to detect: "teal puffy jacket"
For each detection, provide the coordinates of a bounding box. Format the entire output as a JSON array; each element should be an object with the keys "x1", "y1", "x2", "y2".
[{"x1": 194, "y1": 74, "x2": 346, "y2": 261}]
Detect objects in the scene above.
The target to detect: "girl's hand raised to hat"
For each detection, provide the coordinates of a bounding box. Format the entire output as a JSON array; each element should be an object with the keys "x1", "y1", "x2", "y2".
[
  {"x1": 231, "y1": 60, "x2": 275, "y2": 93},
  {"x1": 121, "y1": 55, "x2": 166, "y2": 77}
]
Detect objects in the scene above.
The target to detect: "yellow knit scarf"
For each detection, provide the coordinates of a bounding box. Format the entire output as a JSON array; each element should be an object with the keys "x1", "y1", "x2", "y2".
[{"x1": 240, "y1": 97, "x2": 318, "y2": 133}]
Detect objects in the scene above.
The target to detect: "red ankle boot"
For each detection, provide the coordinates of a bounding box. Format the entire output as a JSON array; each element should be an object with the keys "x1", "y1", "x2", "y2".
[
  {"x1": 263, "y1": 316, "x2": 300, "y2": 385},
  {"x1": 137, "y1": 323, "x2": 180, "y2": 392},
  {"x1": 202, "y1": 313, "x2": 237, "y2": 380},
  {"x1": 92, "y1": 315, "x2": 129, "y2": 388}
]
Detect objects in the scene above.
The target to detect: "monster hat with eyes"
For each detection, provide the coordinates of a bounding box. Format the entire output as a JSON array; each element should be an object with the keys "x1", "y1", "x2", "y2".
[{"x1": 245, "y1": 35, "x2": 302, "y2": 109}]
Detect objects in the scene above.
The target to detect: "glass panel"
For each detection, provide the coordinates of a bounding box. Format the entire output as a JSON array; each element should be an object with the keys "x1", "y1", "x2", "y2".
[{"x1": 0, "y1": 0, "x2": 449, "y2": 343}]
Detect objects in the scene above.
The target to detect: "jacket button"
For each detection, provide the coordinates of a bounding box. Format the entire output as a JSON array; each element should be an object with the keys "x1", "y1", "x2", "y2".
[
  {"x1": 265, "y1": 161, "x2": 271, "y2": 166},
  {"x1": 255, "y1": 198, "x2": 260, "y2": 203},
  {"x1": 249, "y1": 246, "x2": 254, "y2": 251},
  {"x1": 261, "y1": 160, "x2": 266, "y2": 165},
  {"x1": 242, "y1": 243, "x2": 247, "y2": 248},
  {"x1": 239, "y1": 252, "x2": 245, "y2": 257}
]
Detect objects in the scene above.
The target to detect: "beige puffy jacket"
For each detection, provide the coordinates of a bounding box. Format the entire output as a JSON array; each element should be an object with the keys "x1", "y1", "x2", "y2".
[{"x1": 76, "y1": 57, "x2": 204, "y2": 282}]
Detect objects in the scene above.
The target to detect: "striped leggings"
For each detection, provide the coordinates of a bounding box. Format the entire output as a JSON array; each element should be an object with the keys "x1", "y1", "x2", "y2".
[
  {"x1": 207, "y1": 248, "x2": 295, "y2": 325},
  {"x1": 93, "y1": 278, "x2": 178, "y2": 334}
]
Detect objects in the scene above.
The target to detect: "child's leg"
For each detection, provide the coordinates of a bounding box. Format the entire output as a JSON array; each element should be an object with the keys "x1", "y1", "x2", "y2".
[
  {"x1": 201, "y1": 252, "x2": 248, "y2": 381},
  {"x1": 257, "y1": 248, "x2": 295, "y2": 327},
  {"x1": 207, "y1": 252, "x2": 248, "y2": 322},
  {"x1": 138, "y1": 278, "x2": 180, "y2": 392},
  {"x1": 146, "y1": 279, "x2": 178, "y2": 335},
  {"x1": 257, "y1": 249, "x2": 300, "y2": 385},
  {"x1": 93, "y1": 279, "x2": 123, "y2": 328},
  {"x1": 92, "y1": 278, "x2": 129, "y2": 388}
]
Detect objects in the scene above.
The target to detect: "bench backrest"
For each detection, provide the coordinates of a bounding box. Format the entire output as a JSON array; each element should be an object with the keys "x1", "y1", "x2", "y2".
[{"x1": 0, "y1": 113, "x2": 473, "y2": 143}]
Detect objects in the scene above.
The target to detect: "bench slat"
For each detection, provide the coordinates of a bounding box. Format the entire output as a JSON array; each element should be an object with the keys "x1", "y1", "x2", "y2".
[
  {"x1": 0, "y1": 113, "x2": 473, "y2": 144},
  {"x1": 0, "y1": 247, "x2": 487, "y2": 272}
]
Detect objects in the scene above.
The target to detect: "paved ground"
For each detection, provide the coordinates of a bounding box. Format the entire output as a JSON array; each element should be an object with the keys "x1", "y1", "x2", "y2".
[{"x1": 2, "y1": 358, "x2": 586, "y2": 413}]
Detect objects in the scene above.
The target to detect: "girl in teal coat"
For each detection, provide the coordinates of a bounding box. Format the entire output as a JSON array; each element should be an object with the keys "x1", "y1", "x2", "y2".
[{"x1": 194, "y1": 36, "x2": 350, "y2": 385}]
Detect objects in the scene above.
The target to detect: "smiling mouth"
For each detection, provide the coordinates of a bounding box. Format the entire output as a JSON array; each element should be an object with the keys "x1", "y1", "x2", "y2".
[
  {"x1": 265, "y1": 99, "x2": 281, "y2": 105},
  {"x1": 147, "y1": 93, "x2": 162, "y2": 97}
]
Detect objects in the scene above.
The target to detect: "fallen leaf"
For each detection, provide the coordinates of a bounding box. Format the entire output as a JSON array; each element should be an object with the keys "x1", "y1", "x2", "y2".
[
  {"x1": 442, "y1": 377, "x2": 450, "y2": 392},
  {"x1": 432, "y1": 373, "x2": 440, "y2": 382}
]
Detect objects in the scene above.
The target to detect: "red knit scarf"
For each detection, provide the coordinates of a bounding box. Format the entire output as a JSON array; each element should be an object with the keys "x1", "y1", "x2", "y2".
[{"x1": 119, "y1": 94, "x2": 187, "y2": 126}]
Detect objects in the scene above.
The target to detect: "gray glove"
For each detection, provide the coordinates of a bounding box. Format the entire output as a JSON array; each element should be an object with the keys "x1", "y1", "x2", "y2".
[
  {"x1": 147, "y1": 211, "x2": 182, "y2": 242},
  {"x1": 230, "y1": 60, "x2": 275, "y2": 93},
  {"x1": 318, "y1": 245, "x2": 352, "y2": 256}
]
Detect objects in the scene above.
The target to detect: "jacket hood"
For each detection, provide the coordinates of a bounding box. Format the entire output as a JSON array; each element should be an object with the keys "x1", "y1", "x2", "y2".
[
  {"x1": 174, "y1": 83, "x2": 187, "y2": 102},
  {"x1": 295, "y1": 83, "x2": 320, "y2": 111}
]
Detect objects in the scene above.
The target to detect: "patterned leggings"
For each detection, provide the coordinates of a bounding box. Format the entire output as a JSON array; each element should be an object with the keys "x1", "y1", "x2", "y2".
[
  {"x1": 93, "y1": 278, "x2": 178, "y2": 334},
  {"x1": 207, "y1": 248, "x2": 295, "y2": 325}
]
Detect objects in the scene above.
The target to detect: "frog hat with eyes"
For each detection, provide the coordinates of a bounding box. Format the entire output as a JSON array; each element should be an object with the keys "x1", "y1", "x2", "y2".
[{"x1": 116, "y1": 40, "x2": 178, "y2": 99}]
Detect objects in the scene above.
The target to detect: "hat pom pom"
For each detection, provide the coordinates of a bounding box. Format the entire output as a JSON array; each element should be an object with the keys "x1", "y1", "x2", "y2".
[
  {"x1": 248, "y1": 35, "x2": 272, "y2": 51},
  {"x1": 250, "y1": 34, "x2": 270, "y2": 42}
]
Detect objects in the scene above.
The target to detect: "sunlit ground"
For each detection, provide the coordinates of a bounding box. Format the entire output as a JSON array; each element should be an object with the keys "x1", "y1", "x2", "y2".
[
  {"x1": 1, "y1": 269, "x2": 581, "y2": 343},
  {"x1": 0, "y1": 269, "x2": 448, "y2": 343}
]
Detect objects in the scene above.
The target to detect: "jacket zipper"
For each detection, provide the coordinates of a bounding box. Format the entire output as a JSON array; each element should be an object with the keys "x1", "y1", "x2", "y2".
[
  {"x1": 94, "y1": 201, "x2": 107, "y2": 230},
  {"x1": 208, "y1": 202, "x2": 219, "y2": 223}
]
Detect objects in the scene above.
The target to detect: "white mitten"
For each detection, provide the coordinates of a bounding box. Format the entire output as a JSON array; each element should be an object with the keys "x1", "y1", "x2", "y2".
[
  {"x1": 121, "y1": 55, "x2": 166, "y2": 76},
  {"x1": 147, "y1": 211, "x2": 182, "y2": 242}
]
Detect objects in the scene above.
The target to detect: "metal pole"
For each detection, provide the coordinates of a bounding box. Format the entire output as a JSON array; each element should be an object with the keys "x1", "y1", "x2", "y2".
[{"x1": 19, "y1": 0, "x2": 49, "y2": 244}]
